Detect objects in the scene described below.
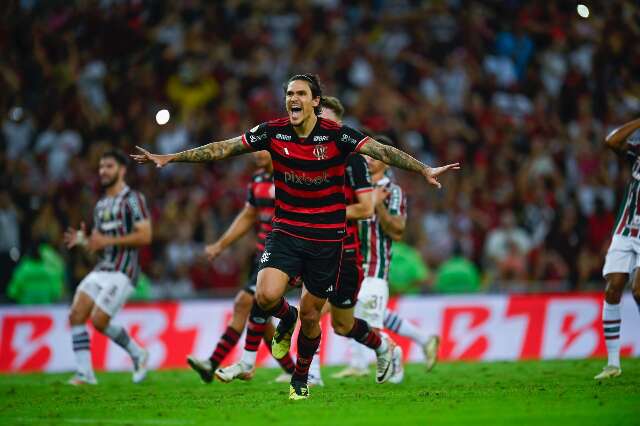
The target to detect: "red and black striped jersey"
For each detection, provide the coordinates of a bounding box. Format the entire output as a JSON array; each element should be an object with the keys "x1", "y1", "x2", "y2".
[
  {"x1": 242, "y1": 117, "x2": 369, "y2": 241},
  {"x1": 344, "y1": 153, "x2": 373, "y2": 256},
  {"x1": 246, "y1": 170, "x2": 275, "y2": 252},
  {"x1": 359, "y1": 177, "x2": 407, "y2": 280},
  {"x1": 93, "y1": 185, "x2": 149, "y2": 282}
]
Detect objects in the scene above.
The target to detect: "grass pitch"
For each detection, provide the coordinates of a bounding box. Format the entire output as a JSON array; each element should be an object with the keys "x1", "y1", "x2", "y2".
[{"x1": 1, "y1": 359, "x2": 639, "y2": 426}]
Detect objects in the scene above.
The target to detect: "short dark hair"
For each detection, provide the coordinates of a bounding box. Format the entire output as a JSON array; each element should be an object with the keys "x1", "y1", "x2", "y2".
[
  {"x1": 100, "y1": 149, "x2": 128, "y2": 166},
  {"x1": 284, "y1": 74, "x2": 323, "y2": 115},
  {"x1": 321, "y1": 96, "x2": 344, "y2": 120}
]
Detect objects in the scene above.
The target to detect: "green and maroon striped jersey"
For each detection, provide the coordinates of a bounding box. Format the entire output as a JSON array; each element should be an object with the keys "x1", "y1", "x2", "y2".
[
  {"x1": 93, "y1": 185, "x2": 149, "y2": 282},
  {"x1": 613, "y1": 153, "x2": 640, "y2": 237},
  {"x1": 359, "y1": 177, "x2": 407, "y2": 280}
]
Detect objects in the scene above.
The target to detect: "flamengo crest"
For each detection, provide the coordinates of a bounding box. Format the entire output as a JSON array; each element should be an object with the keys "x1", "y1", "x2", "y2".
[{"x1": 313, "y1": 144, "x2": 327, "y2": 160}]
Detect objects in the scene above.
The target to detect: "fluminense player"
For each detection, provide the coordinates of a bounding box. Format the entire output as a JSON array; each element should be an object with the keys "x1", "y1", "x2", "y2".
[
  {"x1": 595, "y1": 117, "x2": 640, "y2": 380},
  {"x1": 63, "y1": 150, "x2": 151, "y2": 385},
  {"x1": 132, "y1": 74, "x2": 459, "y2": 399},
  {"x1": 186, "y1": 151, "x2": 296, "y2": 383},
  {"x1": 333, "y1": 135, "x2": 440, "y2": 382}
]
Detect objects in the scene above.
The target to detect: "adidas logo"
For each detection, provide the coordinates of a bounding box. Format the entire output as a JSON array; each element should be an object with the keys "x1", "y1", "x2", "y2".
[
  {"x1": 343, "y1": 299, "x2": 351, "y2": 304},
  {"x1": 326, "y1": 285, "x2": 334, "y2": 293}
]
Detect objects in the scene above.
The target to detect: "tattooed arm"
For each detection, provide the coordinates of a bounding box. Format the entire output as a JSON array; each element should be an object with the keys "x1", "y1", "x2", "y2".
[
  {"x1": 358, "y1": 138, "x2": 460, "y2": 188},
  {"x1": 131, "y1": 136, "x2": 250, "y2": 168}
]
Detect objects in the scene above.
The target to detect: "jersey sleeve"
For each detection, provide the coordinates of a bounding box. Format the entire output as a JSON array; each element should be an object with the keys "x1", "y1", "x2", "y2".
[
  {"x1": 348, "y1": 154, "x2": 373, "y2": 193},
  {"x1": 126, "y1": 192, "x2": 150, "y2": 223},
  {"x1": 387, "y1": 184, "x2": 407, "y2": 218},
  {"x1": 242, "y1": 122, "x2": 271, "y2": 151},
  {"x1": 337, "y1": 125, "x2": 370, "y2": 153}
]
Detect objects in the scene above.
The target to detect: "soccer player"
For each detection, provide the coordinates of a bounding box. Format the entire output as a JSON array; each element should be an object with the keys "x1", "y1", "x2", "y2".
[
  {"x1": 186, "y1": 150, "x2": 296, "y2": 383},
  {"x1": 132, "y1": 74, "x2": 459, "y2": 399},
  {"x1": 63, "y1": 150, "x2": 151, "y2": 385},
  {"x1": 333, "y1": 135, "x2": 440, "y2": 383},
  {"x1": 216, "y1": 96, "x2": 378, "y2": 387},
  {"x1": 595, "y1": 117, "x2": 640, "y2": 380}
]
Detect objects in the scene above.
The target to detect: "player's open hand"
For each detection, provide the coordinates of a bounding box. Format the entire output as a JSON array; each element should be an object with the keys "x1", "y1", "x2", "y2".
[
  {"x1": 204, "y1": 243, "x2": 224, "y2": 261},
  {"x1": 63, "y1": 222, "x2": 87, "y2": 249},
  {"x1": 131, "y1": 146, "x2": 174, "y2": 168},
  {"x1": 423, "y1": 163, "x2": 461, "y2": 189}
]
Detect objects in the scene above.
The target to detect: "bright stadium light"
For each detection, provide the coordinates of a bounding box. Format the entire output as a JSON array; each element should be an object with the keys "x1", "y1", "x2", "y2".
[
  {"x1": 155, "y1": 109, "x2": 170, "y2": 125},
  {"x1": 577, "y1": 4, "x2": 590, "y2": 18}
]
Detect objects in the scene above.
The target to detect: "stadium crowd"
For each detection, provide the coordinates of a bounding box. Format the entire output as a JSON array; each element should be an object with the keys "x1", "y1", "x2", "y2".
[{"x1": 2, "y1": 0, "x2": 640, "y2": 302}]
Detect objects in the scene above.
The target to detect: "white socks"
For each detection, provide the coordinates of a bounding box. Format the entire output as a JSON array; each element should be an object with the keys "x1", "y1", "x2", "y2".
[
  {"x1": 240, "y1": 349, "x2": 257, "y2": 367},
  {"x1": 384, "y1": 310, "x2": 429, "y2": 346},
  {"x1": 602, "y1": 302, "x2": 621, "y2": 368},
  {"x1": 309, "y1": 352, "x2": 321, "y2": 378},
  {"x1": 104, "y1": 324, "x2": 143, "y2": 359},
  {"x1": 71, "y1": 325, "x2": 94, "y2": 378}
]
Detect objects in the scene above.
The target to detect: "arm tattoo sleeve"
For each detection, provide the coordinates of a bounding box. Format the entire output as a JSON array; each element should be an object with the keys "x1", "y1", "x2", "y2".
[
  {"x1": 359, "y1": 139, "x2": 427, "y2": 174},
  {"x1": 172, "y1": 136, "x2": 250, "y2": 163}
]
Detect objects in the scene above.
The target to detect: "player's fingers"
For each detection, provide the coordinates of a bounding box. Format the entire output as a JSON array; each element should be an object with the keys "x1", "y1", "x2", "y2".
[
  {"x1": 134, "y1": 145, "x2": 150, "y2": 155},
  {"x1": 428, "y1": 176, "x2": 442, "y2": 189}
]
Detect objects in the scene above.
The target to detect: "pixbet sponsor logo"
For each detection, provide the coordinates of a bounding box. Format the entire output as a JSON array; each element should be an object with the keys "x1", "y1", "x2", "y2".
[
  {"x1": 276, "y1": 133, "x2": 292, "y2": 141},
  {"x1": 284, "y1": 171, "x2": 330, "y2": 185}
]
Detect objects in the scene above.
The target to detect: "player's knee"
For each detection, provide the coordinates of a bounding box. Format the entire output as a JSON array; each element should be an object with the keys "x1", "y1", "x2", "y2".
[
  {"x1": 255, "y1": 289, "x2": 277, "y2": 311},
  {"x1": 331, "y1": 317, "x2": 352, "y2": 336},
  {"x1": 68, "y1": 308, "x2": 85, "y2": 325},
  {"x1": 90, "y1": 314, "x2": 108, "y2": 332},
  {"x1": 632, "y1": 285, "x2": 640, "y2": 305},
  {"x1": 604, "y1": 279, "x2": 625, "y2": 303},
  {"x1": 234, "y1": 291, "x2": 253, "y2": 313},
  {"x1": 299, "y1": 306, "x2": 321, "y2": 326}
]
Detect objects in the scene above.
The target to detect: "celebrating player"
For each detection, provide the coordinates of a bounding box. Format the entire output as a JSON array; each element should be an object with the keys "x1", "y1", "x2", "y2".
[
  {"x1": 186, "y1": 150, "x2": 296, "y2": 383},
  {"x1": 595, "y1": 117, "x2": 640, "y2": 380},
  {"x1": 132, "y1": 74, "x2": 460, "y2": 399},
  {"x1": 63, "y1": 150, "x2": 151, "y2": 385}
]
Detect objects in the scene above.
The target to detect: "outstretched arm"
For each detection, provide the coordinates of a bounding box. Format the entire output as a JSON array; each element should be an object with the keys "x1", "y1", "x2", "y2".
[
  {"x1": 205, "y1": 205, "x2": 257, "y2": 261},
  {"x1": 605, "y1": 118, "x2": 640, "y2": 154},
  {"x1": 357, "y1": 138, "x2": 460, "y2": 188},
  {"x1": 131, "y1": 136, "x2": 250, "y2": 167}
]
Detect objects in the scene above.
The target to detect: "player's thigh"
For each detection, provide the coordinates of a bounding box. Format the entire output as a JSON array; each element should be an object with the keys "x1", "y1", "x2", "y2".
[
  {"x1": 93, "y1": 272, "x2": 134, "y2": 319},
  {"x1": 354, "y1": 277, "x2": 389, "y2": 329},
  {"x1": 602, "y1": 236, "x2": 636, "y2": 277},
  {"x1": 256, "y1": 232, "x2": 304, "y2": 305},
  {"x1": 329, "y1": 255, "x2": 361, "y2": 310},
  {"x1": 301, "y1": 239, "x2": 342, "y2": 300},
  {"x1": 70, "y1": 272, "x2": 101, "y2": 322}
]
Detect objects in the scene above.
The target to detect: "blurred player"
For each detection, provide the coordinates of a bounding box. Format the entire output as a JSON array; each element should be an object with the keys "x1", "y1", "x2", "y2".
[
  {"x1": 132, "y1": 73, "x2": 459, "y2": 399},
  {"x1": 63, "y1": 150, "x2": 151, "y2": 385},
  {"x1": 186, "y1": 151, "x2": 296, "y2": 383},
  {"x1": 596, "y1": 117, "x2": 640, "y2": 380},
  {"x1": 332, "y1": 135, "x2": 439, "y2": 383}
]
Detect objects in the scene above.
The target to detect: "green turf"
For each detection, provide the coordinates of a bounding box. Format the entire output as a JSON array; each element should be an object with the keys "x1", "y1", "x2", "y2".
[{"x1": 1, "y1": 359, "x2": 639, "y2": 425}]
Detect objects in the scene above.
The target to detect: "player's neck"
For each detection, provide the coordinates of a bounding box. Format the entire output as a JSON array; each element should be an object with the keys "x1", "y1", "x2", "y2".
[
  {"x1": 105, "y1": 180, "x2": 126, "y2": 197},
  {"x1": 292, "y1": 114, "x2": 317, "y2": 138}
]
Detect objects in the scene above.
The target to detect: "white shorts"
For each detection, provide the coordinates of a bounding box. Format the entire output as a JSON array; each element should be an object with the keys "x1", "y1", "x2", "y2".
[
  {"x1": 354, "y1": 277, "x2": 389, "y2": 329},
  {"x1": 76, "y1": 271, "x2": 134, "y2": 317},
  {"x1": 602, "y1": 235, "x2": 640, "y2": 277}
]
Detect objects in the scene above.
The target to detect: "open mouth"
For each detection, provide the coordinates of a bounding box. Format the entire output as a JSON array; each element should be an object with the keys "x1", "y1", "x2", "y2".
[{"x1": 290, "y1": 105, "x2": 302, "y2": 120}]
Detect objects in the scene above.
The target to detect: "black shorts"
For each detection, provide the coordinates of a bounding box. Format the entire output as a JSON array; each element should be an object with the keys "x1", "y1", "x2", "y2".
[
  {"x1": 329, "y1": 254, "x2": 362, "y2": 308},
  {"x1": 259, "y1": 231, "x2": 342, "y2": 299},
  {"x1": 242, "y1": 256, "x2": 260, "y2": 295}
]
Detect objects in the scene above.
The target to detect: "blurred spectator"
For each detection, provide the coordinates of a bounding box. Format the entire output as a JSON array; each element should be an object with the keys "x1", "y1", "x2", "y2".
[
  {"x1": 7, "y1": 241, "x2": 64, "y2": 305},
  {"x1": 3, "y1": 1, "x2": 639, "y2": 297},
  {"x1": 388, "y1": 241, "x2": 430, "y2": 295},
  {"x1": 434, "y1": 247, "x2": 481, "y2": 294}
]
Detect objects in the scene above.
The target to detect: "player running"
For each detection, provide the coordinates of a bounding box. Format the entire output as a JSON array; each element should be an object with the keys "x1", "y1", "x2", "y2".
[
  {"x1": 63, "y1": 150, "x2": 151, "y2": 385},
  {"x1": 132, "y1": 74, "x2": 459, "y2": 399},
  {"x1": 332, "y1": 135, "x2": 440, "y2": 383},
  {"x1": 216, "y1": 96, "x2": 379, "y2": 387},
  {"x1": 186, "y1": 150, "x2": 296, "y2": 383},
  {"x1": 595, "y1": 117, "x2": 640, "y2": 380}
]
